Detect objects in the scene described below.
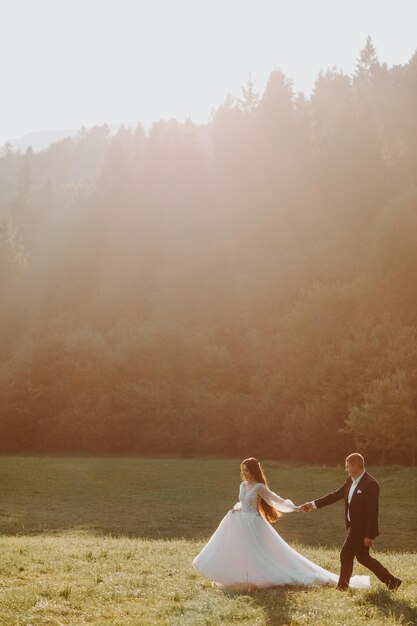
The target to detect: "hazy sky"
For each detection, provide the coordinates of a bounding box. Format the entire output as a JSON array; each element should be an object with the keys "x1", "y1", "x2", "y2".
[{"x1": 1, "y1": 0, "x2": 416, "y2": 145}]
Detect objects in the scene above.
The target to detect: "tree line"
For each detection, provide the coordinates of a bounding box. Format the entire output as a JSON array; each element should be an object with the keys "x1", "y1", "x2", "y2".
[{"x1": 1, "y1": 39, "x2": 416, "y2": 463}]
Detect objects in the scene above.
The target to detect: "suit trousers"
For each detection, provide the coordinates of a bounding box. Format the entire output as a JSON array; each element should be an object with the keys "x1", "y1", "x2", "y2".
[{"x1": 338, "y1": 528, "x2": 393, "y2": 589}]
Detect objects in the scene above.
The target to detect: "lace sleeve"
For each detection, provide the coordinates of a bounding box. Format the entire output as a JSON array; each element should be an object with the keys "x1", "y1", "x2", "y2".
[{"x1": 256, "y1": 483, "x2": 297, "y2": 513}]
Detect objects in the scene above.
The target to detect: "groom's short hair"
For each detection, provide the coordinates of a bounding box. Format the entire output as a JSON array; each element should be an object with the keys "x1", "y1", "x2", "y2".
[{"x1": 346, "y1": 453, "x2": 365, "y2": 468}]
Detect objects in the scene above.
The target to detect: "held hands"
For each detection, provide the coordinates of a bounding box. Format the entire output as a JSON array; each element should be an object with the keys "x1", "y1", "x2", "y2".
[
  {"x1": 364, "y1": 537, "x2": 373, "y2": 548},
  {"x1": 299, "y1": 502, "x2": 314, "y2": 513}
]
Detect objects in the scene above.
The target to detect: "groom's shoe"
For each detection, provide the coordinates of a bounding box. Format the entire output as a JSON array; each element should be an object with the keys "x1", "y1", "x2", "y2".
[
  {"x1": 336, "y1": 584, "x2": 349, "y2": 591},
  {"x1": 387, "y1": 577, "x2": 402, "y2": 591}
]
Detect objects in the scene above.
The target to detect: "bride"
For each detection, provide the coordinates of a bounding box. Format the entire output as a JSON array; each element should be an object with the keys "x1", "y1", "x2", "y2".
[{"x1": 192, "y1": 458, "x2": 370, "y2": 590}]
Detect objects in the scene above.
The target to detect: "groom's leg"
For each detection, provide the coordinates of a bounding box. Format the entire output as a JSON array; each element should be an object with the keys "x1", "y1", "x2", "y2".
[
  {"x1": 354, "y1": 541, "x2": 393, "y2": 585},
  {"x1": 338, "y1": 530, "x2": 355, "y2": 590}
]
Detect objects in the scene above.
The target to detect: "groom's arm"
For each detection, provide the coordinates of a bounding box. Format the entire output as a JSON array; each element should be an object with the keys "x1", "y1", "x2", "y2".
[
  {"x1": 364, "y1": 481, "x2": 380, "y2": 538},
  {"x1": 313, "y1": 480, "x2": 348, "y2": 509}
]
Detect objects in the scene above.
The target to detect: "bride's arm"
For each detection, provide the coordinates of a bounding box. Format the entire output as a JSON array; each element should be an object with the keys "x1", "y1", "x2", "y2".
[
  {"x1": 231, "y1": 482, "x2": 244, "y2": 512},
  {"x1": 256, "y1": 483, "x2": 298, "y2": 513}
]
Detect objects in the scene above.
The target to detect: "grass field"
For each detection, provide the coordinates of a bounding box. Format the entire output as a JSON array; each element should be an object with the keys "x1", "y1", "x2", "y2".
[{"x1": 0, "y1": 457, "x2": 416, "y2": 625}]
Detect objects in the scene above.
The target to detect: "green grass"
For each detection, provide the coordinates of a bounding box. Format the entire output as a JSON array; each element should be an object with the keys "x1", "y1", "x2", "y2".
[
  {"x1": 0, "y1": 458, "x2": 416, "y2": 625},
  {"x1": 0, "y1": 457, "x2": 415, "y2": 550},
  {"x1": 0, "y1": 535, "x2": 416, "y2": 625}
]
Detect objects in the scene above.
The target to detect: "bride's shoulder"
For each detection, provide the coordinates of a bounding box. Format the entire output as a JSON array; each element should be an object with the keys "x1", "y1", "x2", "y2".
[
  {"x1": 254, "y1": 482, "x2": 268, "y2": 491},
  {"x1": 241, "y1": 481, "x2": 265, "y2": 490}
]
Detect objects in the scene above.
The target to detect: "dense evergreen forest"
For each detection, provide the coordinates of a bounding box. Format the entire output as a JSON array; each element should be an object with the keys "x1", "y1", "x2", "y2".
[{"x1": 1, "y1": 40, "x2": 416, "y2": 463}]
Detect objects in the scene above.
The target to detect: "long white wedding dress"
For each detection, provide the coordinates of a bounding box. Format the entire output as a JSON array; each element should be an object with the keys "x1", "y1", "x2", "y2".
[{"x1": 192, "y1": 481, "x2": 370, "y2": 590}]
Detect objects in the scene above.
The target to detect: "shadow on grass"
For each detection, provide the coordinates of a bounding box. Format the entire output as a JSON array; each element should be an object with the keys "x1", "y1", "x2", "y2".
[
  {"x1": 361, "y1": 588, "x2": 417, "y2": 625},
  {"x1": 226, "y1": 586, "x2": 307, "y2": 626}
]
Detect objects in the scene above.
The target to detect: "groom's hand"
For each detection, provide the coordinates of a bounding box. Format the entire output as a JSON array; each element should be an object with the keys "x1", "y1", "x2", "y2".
[
  {"x1": 364, "y1": 538, "x2": 373, "y2": 548},
  {"x1": 300, "y1": 502, "x2": 313, "y2": 512}
]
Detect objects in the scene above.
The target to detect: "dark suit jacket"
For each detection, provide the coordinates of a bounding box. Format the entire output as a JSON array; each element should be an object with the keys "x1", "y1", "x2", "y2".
[{"x1": 314, "y1": 471, "x2": 380, "y2": 538}]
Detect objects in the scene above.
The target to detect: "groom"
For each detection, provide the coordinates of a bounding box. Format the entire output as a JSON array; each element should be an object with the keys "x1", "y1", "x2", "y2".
[{"x1": 301, "y1": 453, "x2": 402, "y2": 591}]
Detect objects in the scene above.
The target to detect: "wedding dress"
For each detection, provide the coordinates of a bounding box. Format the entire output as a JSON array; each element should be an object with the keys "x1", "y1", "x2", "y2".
[{"x1": 192, "y1": 481, "x2": 370, "y2": 590}]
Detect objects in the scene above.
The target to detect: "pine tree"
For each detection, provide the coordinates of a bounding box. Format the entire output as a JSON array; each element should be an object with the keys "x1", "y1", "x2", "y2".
[
  {"x1": 354, "y1": 36, "x2": 379, "y2": 82},
  {"x1": 239, "y1": 75, "x2": 259, "y2": 114}
]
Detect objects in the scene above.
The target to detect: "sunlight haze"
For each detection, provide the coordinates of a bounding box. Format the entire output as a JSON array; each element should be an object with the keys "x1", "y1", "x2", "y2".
[{"x1": 1, "y1": 0, "x2": 416, "y2": 145}]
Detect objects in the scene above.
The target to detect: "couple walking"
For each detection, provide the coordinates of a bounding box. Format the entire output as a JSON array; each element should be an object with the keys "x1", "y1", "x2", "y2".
[{"x1": 193, "y1": 454, "x2": 402, "y2": 591}]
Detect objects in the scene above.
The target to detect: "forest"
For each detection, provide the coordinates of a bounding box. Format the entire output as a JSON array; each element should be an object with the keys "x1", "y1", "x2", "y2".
[{"x1": 1, "y1": 40, "x2": 416, "y2": 463}]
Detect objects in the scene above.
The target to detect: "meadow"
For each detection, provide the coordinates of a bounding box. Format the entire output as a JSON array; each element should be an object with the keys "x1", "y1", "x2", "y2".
[{"x1": 0, "y1": 457, "x2": 416, "y2": 625}]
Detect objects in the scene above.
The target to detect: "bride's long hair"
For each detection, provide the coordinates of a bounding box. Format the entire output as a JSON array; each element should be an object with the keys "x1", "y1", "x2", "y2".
[{"x1": 241, "y1": 457, "x2": 282, "y2": 523}]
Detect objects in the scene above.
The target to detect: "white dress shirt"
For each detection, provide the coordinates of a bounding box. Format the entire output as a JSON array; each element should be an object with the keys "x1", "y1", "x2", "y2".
[{"x1": 347, "y1": 470, "x2": 365, "y2": 520}]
